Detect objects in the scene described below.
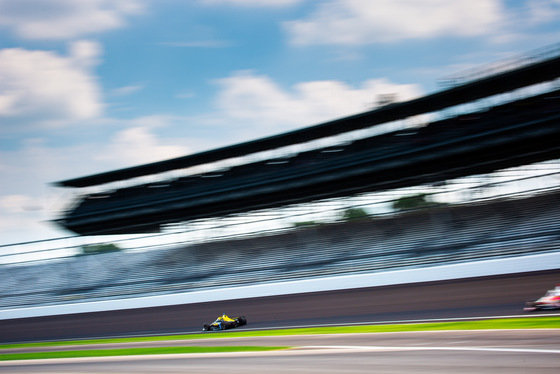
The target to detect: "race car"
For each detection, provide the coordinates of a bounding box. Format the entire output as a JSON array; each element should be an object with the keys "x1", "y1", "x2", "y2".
[
  {"x1": 203, "y1": 314, "x2": 247, "y2": 331},
  {"x1": 524, "y1": 285, "x2": 560, "y2": 311}
]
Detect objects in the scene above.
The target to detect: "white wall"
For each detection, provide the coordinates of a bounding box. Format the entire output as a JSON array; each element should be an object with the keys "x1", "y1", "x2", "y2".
[{"x1": 1, "y1": 251, "x2": 558, "y2": 320}]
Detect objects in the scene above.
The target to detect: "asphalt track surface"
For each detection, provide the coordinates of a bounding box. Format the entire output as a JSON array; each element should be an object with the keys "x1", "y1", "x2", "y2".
[
  {"x1": 2, "y1": 329, "x2": 560, "y2": 373},
  {"x1": 1, "y1": 269, "x2": 560, "y2": 373}
]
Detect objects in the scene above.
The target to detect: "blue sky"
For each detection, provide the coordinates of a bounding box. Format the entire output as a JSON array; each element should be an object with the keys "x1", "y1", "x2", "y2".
[{"x1": 1, "y1": 0, "x2": 560, "y2": 245}]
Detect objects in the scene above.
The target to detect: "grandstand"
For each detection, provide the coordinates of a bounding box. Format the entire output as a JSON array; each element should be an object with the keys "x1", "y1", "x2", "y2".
[
  {"x1": 1, "y1": 44, "x2": 560, "y2": 310},
  {"x1": 53, "y1": 48, "x2": 560, "y2": 235},
  {"x1": 2, "y1": 189, "x2": 560, "y2": 309}
]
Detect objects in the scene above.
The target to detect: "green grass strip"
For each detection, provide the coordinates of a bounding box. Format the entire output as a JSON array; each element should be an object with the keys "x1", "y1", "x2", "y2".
[
  {"x1": 2, "y1": 316, "x2": 559, "y2": 350},
  {"x1": 0, "y1": 346, "x2": 288, "y2": 361}
]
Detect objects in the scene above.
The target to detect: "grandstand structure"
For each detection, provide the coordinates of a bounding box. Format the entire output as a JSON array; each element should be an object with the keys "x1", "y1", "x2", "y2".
[
  {"x1": 1, "y1": 45, "x2": 560, "y2": 309},
  {"x1": 54, "y1": 47, "x2": 560, "y2": 236}
]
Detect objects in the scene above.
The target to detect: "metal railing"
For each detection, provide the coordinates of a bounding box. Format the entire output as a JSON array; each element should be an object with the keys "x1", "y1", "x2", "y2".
[{"x1": 438, "y1": 42, "x2": 560, "y2": 88}]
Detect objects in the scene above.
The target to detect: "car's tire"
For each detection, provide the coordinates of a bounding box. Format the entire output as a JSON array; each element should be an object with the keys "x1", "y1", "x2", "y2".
[
  {"x1": 237, "y1": 316, "x2": 247, "y2": 326},
  {"x1": 523, "y1": 301, "x2": 540, "y2": 312},
  {"x1": 203, "y1": 324, "x2": 210, "y2": 331}
]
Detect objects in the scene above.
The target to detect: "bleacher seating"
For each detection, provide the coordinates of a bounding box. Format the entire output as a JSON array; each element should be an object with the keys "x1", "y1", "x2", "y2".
[{"x1": 1, "y1": 189, "x2": 559, "y2": 309}]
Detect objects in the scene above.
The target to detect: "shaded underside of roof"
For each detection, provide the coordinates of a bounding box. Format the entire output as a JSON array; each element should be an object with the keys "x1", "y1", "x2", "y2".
[
  {"x1": 57, "y1": 106, "x2": 560, "y2": 235},
  {"x1": 54, "y1": 55, "x2": 560, "y2": 188}
]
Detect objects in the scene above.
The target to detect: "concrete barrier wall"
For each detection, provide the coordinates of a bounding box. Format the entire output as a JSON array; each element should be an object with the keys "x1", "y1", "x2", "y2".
[{"x1": 1, "y1": 250, "x2": 558, "y2": 320}]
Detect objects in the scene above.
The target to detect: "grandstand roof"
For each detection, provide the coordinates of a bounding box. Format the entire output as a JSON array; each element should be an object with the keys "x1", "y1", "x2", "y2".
[{"x1": 54, "y1": 54, "x2": 560, "y2": 189}]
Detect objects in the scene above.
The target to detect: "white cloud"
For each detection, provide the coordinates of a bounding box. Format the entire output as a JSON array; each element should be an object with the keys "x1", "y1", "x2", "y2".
[
  {"x1": 0, "y1": 138, "x2": 74, "y2": 242},
  {"x1": 110, "y1": 84, "x2": 144, "y2": 97},
  {"x1": 213, "y1": 70, "x2": 422, "y2": 136},
  {"x1": 524, "y1": 0, "x2": 560, "y2": 24},
  {"x1": 0, "y1": 194, "x2": 49, "y2": 242},
  {"x1": 98, "y1": 125, "x2": 190, "y2": 167},
  {"x1": 0, "y1": 41, "x2": 103, "y2": 128},
  {"x1": 0, "y1": 117, "x2": 193, "y2": 243},
  {"x1": 285, "y1": 0, "x2": 506, "y2": 45},
  {"x1": 69, "y1": 40, "x2": 103, "y2": 69},
  {"x1": 0, "y1": 194, "x2": 41, "y2": 213},
  {"x1": 0, "y1": 0, "x2": 144, "y2": 40}
]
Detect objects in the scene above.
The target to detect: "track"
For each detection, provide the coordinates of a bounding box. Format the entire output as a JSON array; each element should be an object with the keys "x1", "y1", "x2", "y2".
[
  {"x1": 1, "y1": 269, "x2": 559, "y2": 343},
  {"x1": 2, "y1": 330, "x2": 560, "y2": 373}
]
